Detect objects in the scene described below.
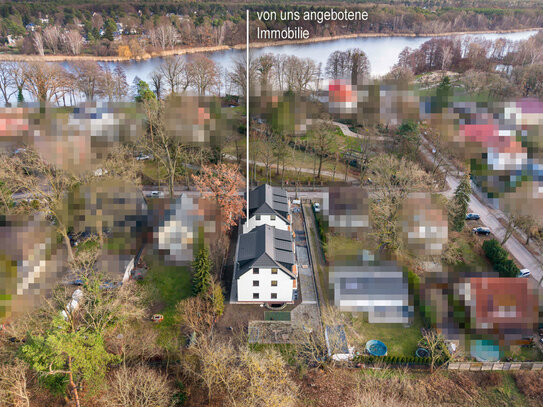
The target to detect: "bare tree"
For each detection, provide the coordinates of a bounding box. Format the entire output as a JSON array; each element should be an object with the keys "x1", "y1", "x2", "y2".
[
  {"x1": 501, "y1": 212, "x2": 525, "y2": 245},
  {"x1": 186, "y1": 54, "x2": 219, "y2": 95},
  {"x1": 32, "y1": 32, "x2": 44, "y2": 56},
  {"x1": 149, "y1": 24, "x2": 179, "y2": 50},
  {"x1": 0, "y1": 148, "x2": 81, "y2": 260},
  {"x1": 140, "y1": 99, "x2": 186, "y2": 197},
  {"x1": 102, "y1": 65, "x2": 128, "y2": 101},
  {"x1": 42, "y1": 26, "x2": 61, "y2": 54},
  {"x1": 0, "y1": 359, "x2": 31, "y2": 407},
  {"x1": 0, "y1": 62, "x2": 17, "y2": 105},
  {"x1": 182, "y1": 336, "x2": 299, "y2": 407},
  {"x1": 155, "y1": 56, "x2": 185, "y2": 94},
  {"x1": 283, "y1": 55, "x2": 319, "y2": 93},
  {"x1": 102, "y1": 365, "x2": 175, "y2": 407},
  {"x1": 228, "y1": 53, "x2": 257, "y2": 98},
  {"x1": 22, "y1": 62, "x2": 73, "y2": 104},
  {"x1": 418, "y1": 330, "x2": 451, "y2": 373},
  {"x1": 7, "y1": 62, "x2": 26, "y2": 101},
  {"x1": 71, "y1": 61, "x2": 104, "y2": 100},
  {"x1": 63, "y1": 30, "x2": 83, "y2": 55},
  {"x1": 150, "y1": 71, "x2": 164, "y2": 100}
]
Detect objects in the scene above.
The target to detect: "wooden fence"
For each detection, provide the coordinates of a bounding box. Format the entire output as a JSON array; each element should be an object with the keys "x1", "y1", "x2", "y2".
[{"x1": 448, "y1": 361, "x2": 543, "y2": 371}]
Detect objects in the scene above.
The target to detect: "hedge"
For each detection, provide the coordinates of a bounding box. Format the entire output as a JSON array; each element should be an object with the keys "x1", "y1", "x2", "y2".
[
  {"x1": 313, "y1": 208, "x2": 327, "y2": 246},
  {"x1": 482, "y1": 239, "x2": 520, "y2": 278},
  {"x1": 353, "y1": 355, "x2": 437, "y2": 366}
]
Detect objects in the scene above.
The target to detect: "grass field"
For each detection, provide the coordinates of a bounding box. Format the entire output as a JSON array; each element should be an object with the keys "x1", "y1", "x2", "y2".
[
  {"x1": 264, "y1": 311, "x2": 291, "y2": 321},
  {"x1": 141, "y1": 254, "x2": 192, "y2": 333},
  {"x1": 352, "y1": 313, "x2": 424, "y2": 357}
]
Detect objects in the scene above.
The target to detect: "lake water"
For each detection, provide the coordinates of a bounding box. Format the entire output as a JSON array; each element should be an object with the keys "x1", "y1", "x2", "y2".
[{"x1": 98, "y1": 30, "x2": 538, "y2": 89}]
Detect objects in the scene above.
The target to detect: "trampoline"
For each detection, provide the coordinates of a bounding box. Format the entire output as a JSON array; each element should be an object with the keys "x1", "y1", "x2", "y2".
[
  {"x1": 416, "y1": 348, "x2": 430, "y2": 358},
  {"x1": 366, "y1": 339, "x2": 387, "y2": 356}
]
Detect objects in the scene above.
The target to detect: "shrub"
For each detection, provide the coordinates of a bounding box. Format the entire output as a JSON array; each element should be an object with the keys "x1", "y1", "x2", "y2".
[{"x1": 482, "y1": 239, "x2": 520, "y2": 277}]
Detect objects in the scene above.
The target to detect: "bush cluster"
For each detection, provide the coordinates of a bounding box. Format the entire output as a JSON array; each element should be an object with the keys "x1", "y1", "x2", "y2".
[
  {"x1": 482, "y1": 239, "x2": 520, "y2": 277},
  {"x1": 353, "y1": 354, "x2": 434, "y2": 366}
]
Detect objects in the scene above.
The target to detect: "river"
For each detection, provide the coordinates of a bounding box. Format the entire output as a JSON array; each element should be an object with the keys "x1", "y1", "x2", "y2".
[{"x1": 94, "y1": 30, "x2": 538, "y2": 90}]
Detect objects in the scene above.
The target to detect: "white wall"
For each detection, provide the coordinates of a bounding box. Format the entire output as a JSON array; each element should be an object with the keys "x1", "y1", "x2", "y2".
[
  {"x1": 243, "y1": 214, "x2": 290, "y2": 233},
  {"x1": 237, "y1": 267, "x2": 295, "y2": 302}
]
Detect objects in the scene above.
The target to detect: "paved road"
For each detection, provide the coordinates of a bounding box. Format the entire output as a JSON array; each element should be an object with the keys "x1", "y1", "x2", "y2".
[{"x1": 419, "y1": 136, "x2": 543, "y2": 285}]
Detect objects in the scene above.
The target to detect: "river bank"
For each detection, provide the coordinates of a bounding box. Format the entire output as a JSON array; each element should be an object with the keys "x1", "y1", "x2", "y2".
[{"x1": 0, "y1": 27, "x2": 540, "y2": 63}]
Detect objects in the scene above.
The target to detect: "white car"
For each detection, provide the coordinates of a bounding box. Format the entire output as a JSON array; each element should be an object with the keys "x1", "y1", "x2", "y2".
[
  {"x1": 150, "y1": 191, "x2": 164, "y2": 198},
  {"x1": 136, "y1": 155, "x2": 151, "y2": 161},
  {"x1": 518, "y1": 269, "x2": 531, "y2": 278},
  {"x1": 313, "y1": 202, "x2": 321, "y2": 213}
]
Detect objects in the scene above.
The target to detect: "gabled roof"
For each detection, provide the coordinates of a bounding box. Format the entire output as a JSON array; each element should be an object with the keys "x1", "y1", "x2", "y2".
[
  {"x1": 236, "y1": 224, "x2": 295, "y2": 279},
  {"x1": 248, "y1": 184, "x2": 289, "y2": 223}
]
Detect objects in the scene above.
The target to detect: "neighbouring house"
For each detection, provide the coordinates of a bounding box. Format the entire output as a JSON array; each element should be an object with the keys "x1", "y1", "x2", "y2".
[
  {"x1": 25, "y1": 23, "x2": 36, "y2": 32},
  {"x1": 146, "y1": 194, "x2": 220, "y2": 266},
  {"x1": 326, "y1": 186, "x2": 370, "y2": 239},
  {"x1": 421, "y1": 272, "x2": 541, "y2": 357},
  {"x1": 399, "y1": 193, "x2": 448, "y2": 257},
  {"x1": 329, "y1": 253, "x2": 413, "y2": 324},
  {"x1": 235, "y1": 224, "x2": 297, "y2": 303},
  {"x1": 456, "y1": 277, "x2": 540, "y2": 343},
  {"x1": 243, "y1": 184, "x2": 291, "y2": 233},
  {"x1": 0, "y1": 214, "x2": 63, "y2": 323}
]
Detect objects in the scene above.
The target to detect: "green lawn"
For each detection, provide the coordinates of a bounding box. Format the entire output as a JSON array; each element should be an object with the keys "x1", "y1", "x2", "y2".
[
  {"x1": 352, "y1": 313, "x2": 424, "y2": 358},
  {"x1": 141, "y1": 160, "x2": 168, "y2": 183},
  {"x1": 503, "y1": 346, "x2": 543, "y2": 362},
  {"x1": 141, "y1": 254, "x2": 192, "y2": 331}
]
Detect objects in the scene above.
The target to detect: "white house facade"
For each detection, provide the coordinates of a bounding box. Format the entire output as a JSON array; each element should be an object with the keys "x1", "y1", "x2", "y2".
[
  {"x1": 243, "y1": 184, "x2": 291, "y2": 233},
  {"x1": 235, "y1": 224, "x2": 297, "y2": 304}
]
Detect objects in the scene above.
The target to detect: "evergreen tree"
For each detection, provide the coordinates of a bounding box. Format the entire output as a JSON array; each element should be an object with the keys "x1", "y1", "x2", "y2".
[
  {"x1": 134, "y1": 80, "x2": 156, "y2": 103},
  {"x1": 452, "y1": 172, "x2": 471, "y2": 232},
  {"x1": 192, "y1": 247, "x2": 212, "y2": 296},
  {"x1": 17, "y1": 87, "x2": 24, "y2": 104},
  {"x1": 103, "y1": 18, "x2": 117, "y2": 41}
]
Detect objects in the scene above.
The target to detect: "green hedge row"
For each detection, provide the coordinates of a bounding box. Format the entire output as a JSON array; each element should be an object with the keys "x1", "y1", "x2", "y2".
[
  {"x1": 482, "y1": 239, "x2": 520, "y2": 277},
  {"x1": 313, "y1": 208, "x2": 327, "y2": 246},
  {"x1": 353, "y1": 355, "x2": 436, "y2": 366}
]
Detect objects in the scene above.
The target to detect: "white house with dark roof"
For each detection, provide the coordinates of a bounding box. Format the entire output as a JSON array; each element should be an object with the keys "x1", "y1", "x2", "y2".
[
  {"x1": 243, "y1": 184, "x2": 291, "y2": 233},
  {"x1": 236, "y1": 224, "x2": 297, "y2": 303}
]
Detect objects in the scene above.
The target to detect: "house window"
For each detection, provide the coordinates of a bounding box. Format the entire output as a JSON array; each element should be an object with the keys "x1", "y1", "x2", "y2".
[
  {"x1": 271, "y1": 280, "x2": 278, "y2": 287},
  {"x1": 253, "y1": 293, "x2": 259, "y2": 299},
  {"x1": 256, "y1": 215, "x2": 261, "y2": 220},
  {"x1": 271, "y1": 293, "x2": 277, "y2": 299},
  {"x1": 253, "y1": 280, "x2": 259, "y2": 287},
  {"x1": 253, "y1": 268, "x2": 259, "y2": 274},
  {"x1": 271, "y1": 268, "x2": 278, "y2": 274},
  {"x1": 270, "y1": 215, "x2": 276, "y2": 221}
]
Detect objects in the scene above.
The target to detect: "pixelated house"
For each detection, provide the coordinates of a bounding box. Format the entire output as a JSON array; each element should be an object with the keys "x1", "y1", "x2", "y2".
[
  {"x1": 243, "y1": 184, "x2": 291, "y2": 233},
  {"x1": 235, "y1": 224, "x2": 297, "y2": 303},
  {"x1": 328, "y1": 80, "x2": 357, "y2": 115},
  {"x1": 457, "y1": 277, "x2": 540, "y2": 340},
  {"x1": 330, "y1": 262, "x2": 413, "y2": 324},
  {"x1": 326, "y1": 186, "x2": 369, "y2": 238}
]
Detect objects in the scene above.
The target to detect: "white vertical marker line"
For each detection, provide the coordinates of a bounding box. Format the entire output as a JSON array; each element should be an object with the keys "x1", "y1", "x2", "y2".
[{"x1": 246, "y1": 8, "x2": 250, "y2": 221}]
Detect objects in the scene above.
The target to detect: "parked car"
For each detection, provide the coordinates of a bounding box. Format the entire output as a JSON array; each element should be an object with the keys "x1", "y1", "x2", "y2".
[
  {"x1": 136, "y1": 155, "x2": 151, "y2": 161},
  {"x1": 466, "y1": 213, "x2": 480, "y2": 220},
  {"x1": 472, "y1": 226, "x2": 491, "y2": 235},
  {"x1": 313, "y1": 202, "x2": 321, "y2": 213},
  {"x1": 518, "y1": 269, "x2": 531, "y2": 278},
  {"x1": 150, "y1": 191, "x2": 164, "y2": 198}
]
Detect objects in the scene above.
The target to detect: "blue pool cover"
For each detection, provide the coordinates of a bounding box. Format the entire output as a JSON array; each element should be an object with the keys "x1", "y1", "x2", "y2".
[{"x1": 366, "y1": 339, "x2": 387, "y2": 356}]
